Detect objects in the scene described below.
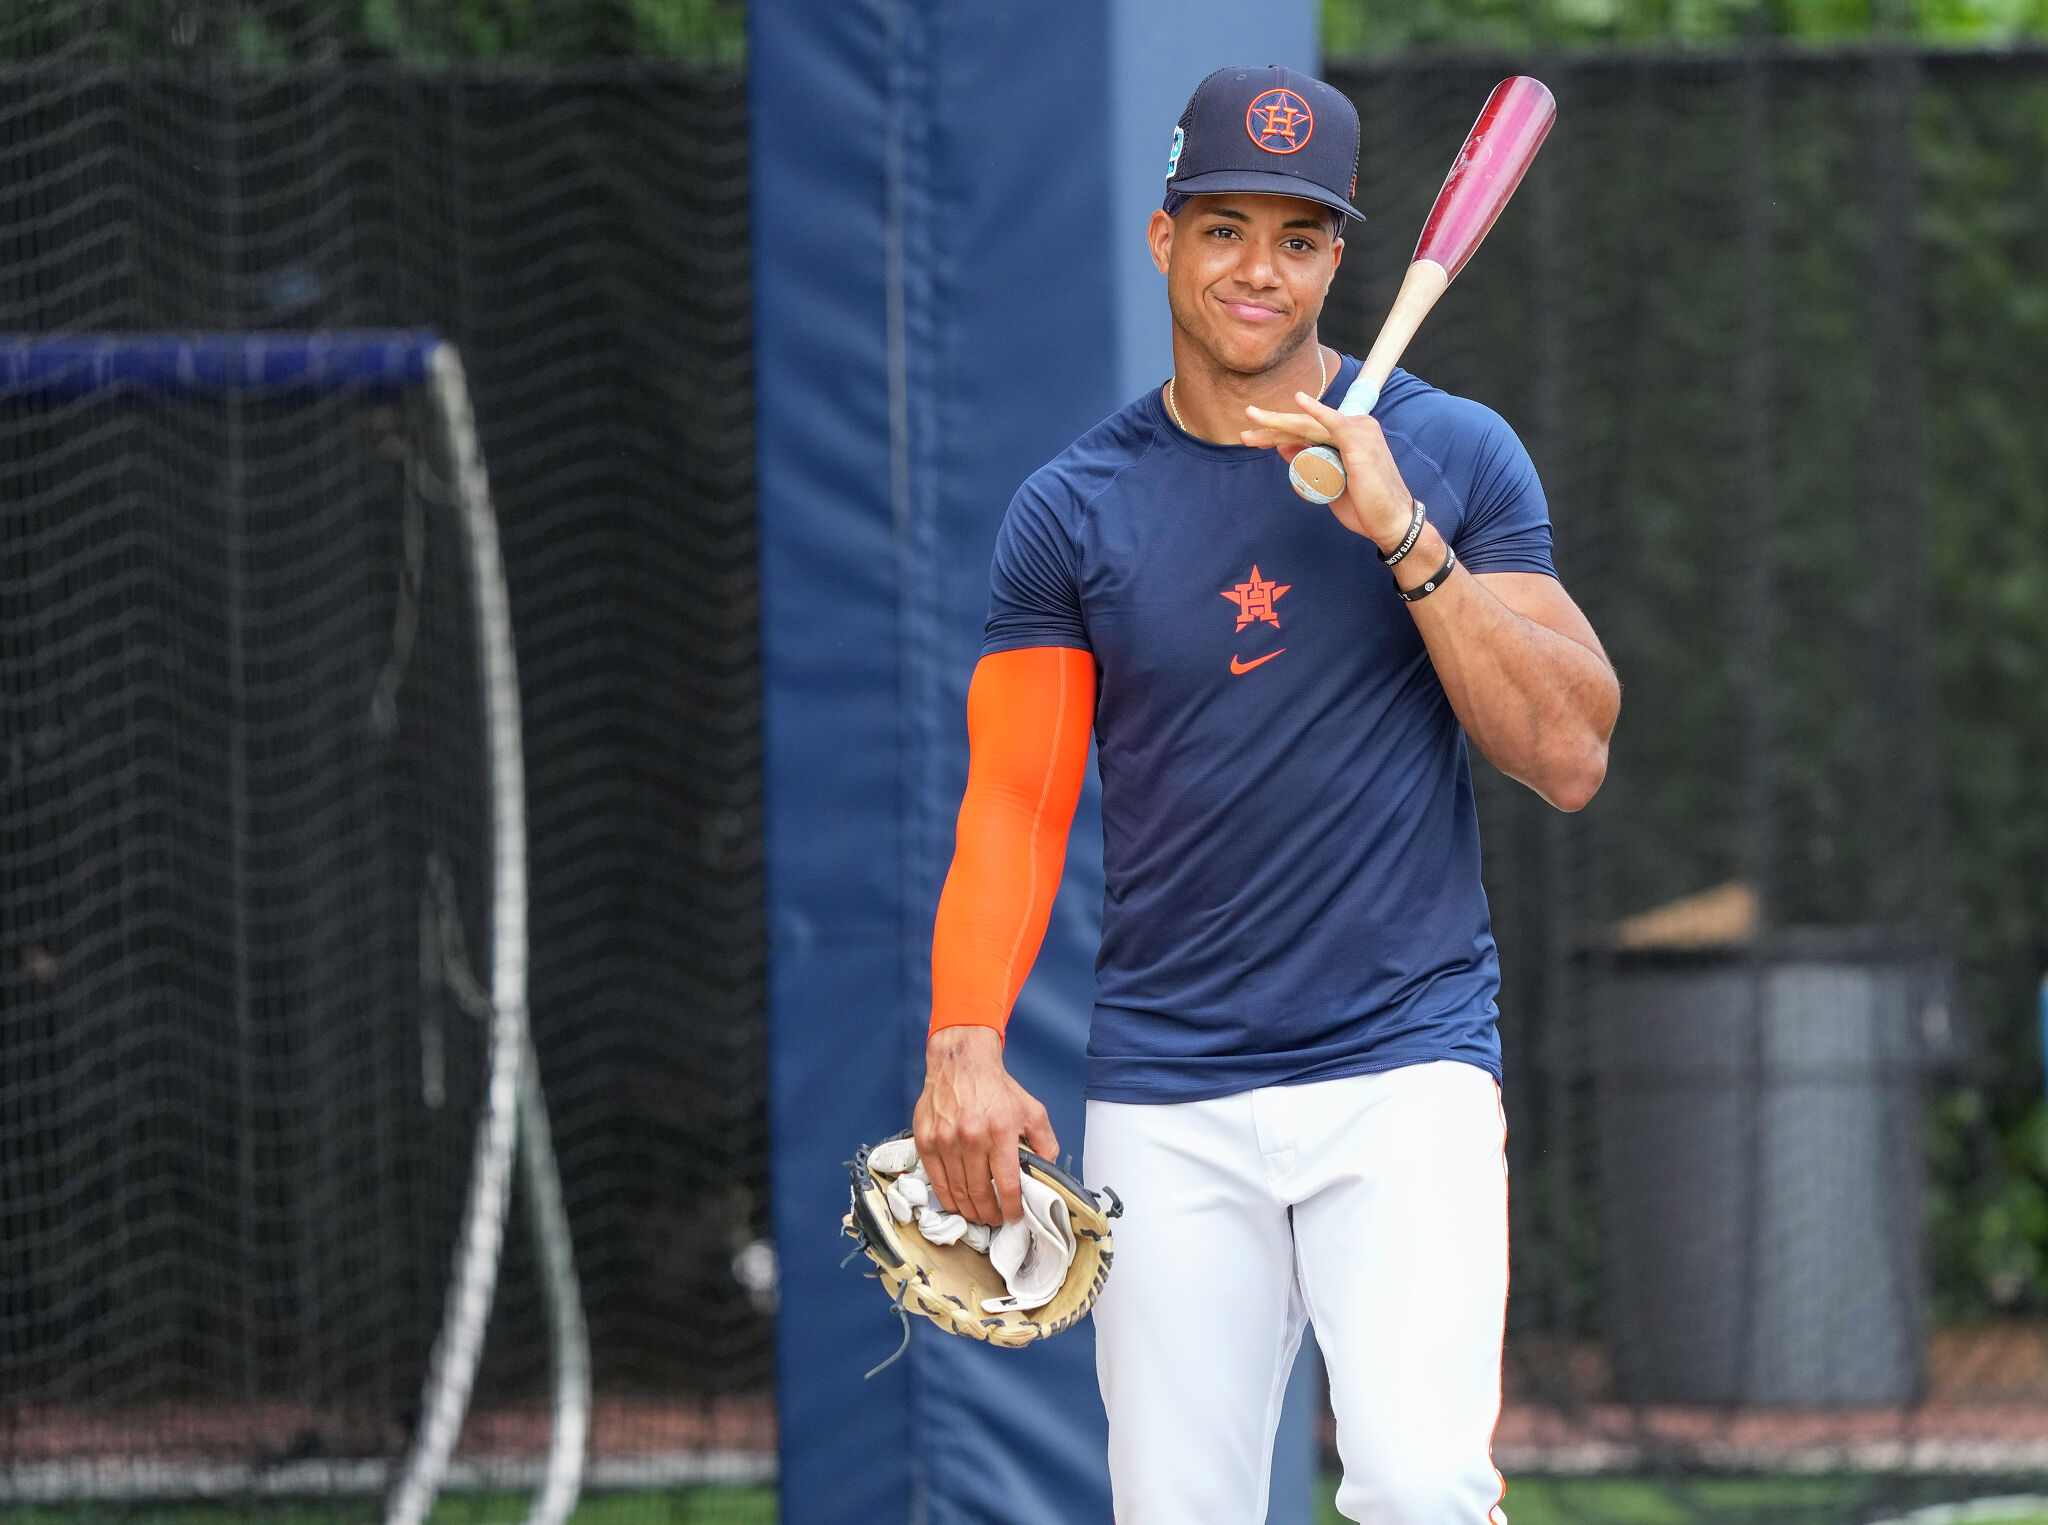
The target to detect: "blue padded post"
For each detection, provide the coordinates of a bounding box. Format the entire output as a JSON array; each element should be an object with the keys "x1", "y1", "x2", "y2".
[{"x1": 755, "y1": 9, "x2": 1320, "y2": 1522}]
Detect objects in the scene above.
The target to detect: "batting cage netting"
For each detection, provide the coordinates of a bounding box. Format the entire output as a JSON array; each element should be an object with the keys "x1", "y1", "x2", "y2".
[
  {"x1": 3, "y1": 19, "x2": 2048, "y2": 1525},
  {"x1": 0, "y1": 52, "x2": 767, "y2": 1525},
  {"x1": 1319, "y1": 48, "x2": 2048, "y2": 1524}
]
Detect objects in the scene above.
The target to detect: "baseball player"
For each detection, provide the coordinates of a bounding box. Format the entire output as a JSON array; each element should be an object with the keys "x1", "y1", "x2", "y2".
[{"x1": 911, "y1": 65, "x2": 1619, "y2": 1524}]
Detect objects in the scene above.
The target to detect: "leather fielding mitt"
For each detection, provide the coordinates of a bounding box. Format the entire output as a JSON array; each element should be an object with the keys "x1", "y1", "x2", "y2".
[{"x1": 842, "y1": 1130, "x2": 1120, "y2": 1372}]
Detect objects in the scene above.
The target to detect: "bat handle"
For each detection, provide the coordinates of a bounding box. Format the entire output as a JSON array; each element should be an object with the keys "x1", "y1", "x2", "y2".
[
  {"x1": 1287, "y1": 260, "x2": 1448, "y2": 505},
  {"x1": 1287, "y1": 372, "x2": 1382, "y2": 506}
]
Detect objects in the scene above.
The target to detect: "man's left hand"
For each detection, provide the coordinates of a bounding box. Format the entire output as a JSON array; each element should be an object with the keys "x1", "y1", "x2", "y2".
[{"x1": 1243, "y1": 390, "x2": 1414, "y2": 553}]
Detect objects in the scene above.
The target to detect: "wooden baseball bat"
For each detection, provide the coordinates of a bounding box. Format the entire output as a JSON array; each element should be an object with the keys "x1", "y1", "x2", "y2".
[{"x1": 1289, "y1": 76, "x2": 1557, "y2": 505}]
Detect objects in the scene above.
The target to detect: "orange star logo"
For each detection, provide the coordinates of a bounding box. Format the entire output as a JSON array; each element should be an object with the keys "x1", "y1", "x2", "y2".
[
  {"x1": 1221, "y1": 565, "x2": 1291, "y2": 630},
  {"x1": 1245, "y1": 89, "x2": 1315, "y2": 155}
]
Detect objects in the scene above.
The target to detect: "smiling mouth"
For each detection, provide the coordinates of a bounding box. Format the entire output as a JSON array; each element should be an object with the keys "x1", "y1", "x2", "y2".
[{"x1": 1217, "y1": 297, "x2": 1286, "y2": 323}]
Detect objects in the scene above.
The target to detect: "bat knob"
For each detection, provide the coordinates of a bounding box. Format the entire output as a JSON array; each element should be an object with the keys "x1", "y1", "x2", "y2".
[{"x1": 1289, "y1": 445, "x2": 1345, "y2": 505}]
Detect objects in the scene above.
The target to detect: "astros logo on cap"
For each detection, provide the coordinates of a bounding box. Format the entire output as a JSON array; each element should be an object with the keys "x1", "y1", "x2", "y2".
[{"x1": 1246, "y1": 88, "x2": 1313, "y2": 154}]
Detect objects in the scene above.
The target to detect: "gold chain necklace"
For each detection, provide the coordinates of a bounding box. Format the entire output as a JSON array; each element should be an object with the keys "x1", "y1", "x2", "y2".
[{"x1": 1168, "y1": 346, "x2": 1326, "y2": 438}]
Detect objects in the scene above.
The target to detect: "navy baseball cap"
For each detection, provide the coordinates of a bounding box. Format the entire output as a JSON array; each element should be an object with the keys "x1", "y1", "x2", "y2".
[{"x1": 1163, "y1": 65, "x2": 1363, "y2": 227}]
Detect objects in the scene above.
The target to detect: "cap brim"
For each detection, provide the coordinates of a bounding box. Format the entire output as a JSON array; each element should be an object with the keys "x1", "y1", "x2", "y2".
[{"x1": 1166, "y1": 169, "x2": 1363, "y2": 223}]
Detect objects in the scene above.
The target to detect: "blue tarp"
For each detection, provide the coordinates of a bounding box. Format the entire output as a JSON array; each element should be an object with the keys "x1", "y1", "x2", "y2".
[{"x1": 754, "y1": 6, "x2": 1312, "y2": 1520}]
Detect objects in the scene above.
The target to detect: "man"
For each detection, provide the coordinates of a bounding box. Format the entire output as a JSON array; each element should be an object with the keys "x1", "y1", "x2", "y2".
[{"x1": 912, "y1": 65, "x2": 1618, "y2": 1524}]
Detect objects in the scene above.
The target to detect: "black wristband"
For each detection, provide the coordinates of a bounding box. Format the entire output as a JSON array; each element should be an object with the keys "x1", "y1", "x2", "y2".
[
  {"x1": 1397, "y1": 543, "x2": 1457, "y2": 603},
  {"x1": 1379, "y1": 499, "x2": 1427, "y2": 566}
]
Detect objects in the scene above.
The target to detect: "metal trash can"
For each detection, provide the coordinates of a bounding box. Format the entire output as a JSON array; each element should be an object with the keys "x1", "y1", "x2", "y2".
[{"x1": 1587, "y1": 921, "x2": 1949, "y2": 1405}]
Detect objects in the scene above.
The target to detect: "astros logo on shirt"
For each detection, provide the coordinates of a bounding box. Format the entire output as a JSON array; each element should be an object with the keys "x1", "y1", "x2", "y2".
[
  {"x1": 1222, "y1": 565, "x2": 1290, "y2": 629},
  {"x1": 1222, "y1": 565, "x2": 1290, "y2": 674},
  {"x1": 1246, "y1": 90, "x2": 1313, "y2": 154}
]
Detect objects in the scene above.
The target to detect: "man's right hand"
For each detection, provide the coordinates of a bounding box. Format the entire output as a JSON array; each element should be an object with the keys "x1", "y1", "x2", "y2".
[{"x1": 914, "y1": 1024, "x2": 1058, "y2": 1227}]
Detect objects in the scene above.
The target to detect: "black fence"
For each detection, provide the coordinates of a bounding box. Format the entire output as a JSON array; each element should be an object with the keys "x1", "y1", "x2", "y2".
[
  {"x1": 1326, "y1": 49, "x2": 2048, "y2": 1498},
  {"x1": 0, "y1": 65, "x2": 767, "y2": 1462},
  {"x1": 1331, "y1": 47, "x2": 1955, "y2": 1369}
]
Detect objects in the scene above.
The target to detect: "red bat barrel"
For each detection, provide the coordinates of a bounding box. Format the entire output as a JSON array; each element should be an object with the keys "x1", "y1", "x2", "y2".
[{"x1": 1414, "y1": 77, "x2": 1557, "y2": 279}]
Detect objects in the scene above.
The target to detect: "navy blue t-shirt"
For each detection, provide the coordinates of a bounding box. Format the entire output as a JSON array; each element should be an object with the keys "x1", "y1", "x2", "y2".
[{"x1": 984, "y1": 355, "x2": 1556, "y2": 1104}]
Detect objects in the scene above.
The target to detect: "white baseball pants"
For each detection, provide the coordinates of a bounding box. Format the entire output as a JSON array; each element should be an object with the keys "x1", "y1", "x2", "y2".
[{"x1": 1085, "y1": 1059, "x2": 1509, "y2": 1525}]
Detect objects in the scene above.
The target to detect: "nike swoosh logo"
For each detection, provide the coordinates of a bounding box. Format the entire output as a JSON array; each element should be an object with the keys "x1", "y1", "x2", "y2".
[{"x1": 1229, "y1": 649, "x2": 1285, "y2": 675}]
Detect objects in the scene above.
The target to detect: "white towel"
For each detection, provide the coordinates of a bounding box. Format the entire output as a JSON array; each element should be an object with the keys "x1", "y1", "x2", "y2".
[
  {"x1": 868, "y1": 1136, "x2": 921, "y2": 1176},
  {"x1": 915, "y1": 1202, "x2": 992, "y2": 1254},
  {"x1": 869, "y1": 1142, "x2": 1065, "y2": 1297},
  {"x1": 981, "y1": 1173, "x2": 1076, "y2": 1313}
]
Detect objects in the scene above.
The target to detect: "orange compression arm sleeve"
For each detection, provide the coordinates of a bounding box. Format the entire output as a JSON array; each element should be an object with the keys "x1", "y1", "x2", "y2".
[{"x1": 929, "y1": 646, "x2": 1096, "y2": 1038}]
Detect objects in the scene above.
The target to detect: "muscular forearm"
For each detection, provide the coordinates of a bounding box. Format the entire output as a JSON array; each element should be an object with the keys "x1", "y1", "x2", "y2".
[
  {"x1": 1238, "y1": 390, "x2": 1618, "y2": 810},
  {"x1": 919, "y1": 647, "x2": 1091, "y2": 1223},
  {"x1": 1394, "y1": 522, "x2": 1617, "y2": 810}
]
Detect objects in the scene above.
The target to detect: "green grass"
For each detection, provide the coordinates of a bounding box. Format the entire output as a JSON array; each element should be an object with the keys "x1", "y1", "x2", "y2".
[
  {"x1": 13, "y1": 1480, "x2": 2048, "y2": 1525},
  {"x1": 1313, "y1": 1475, "x2": 2048, "y2": 1525},
  {"x1": 0, "y1": 1493, "x2": 777, "y2": 1525},
  {"x1": 431, "y1": 1495, "x2": 774, "y2": 1525},
  {"x1": 1498, "y1": 1476, "x2": 1875, "y2": 1525}
]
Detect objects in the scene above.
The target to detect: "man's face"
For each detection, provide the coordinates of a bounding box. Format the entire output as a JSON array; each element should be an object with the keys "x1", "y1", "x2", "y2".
[{"x1": 1149, "y1": 193, "x2": 1343, "y2": 377}]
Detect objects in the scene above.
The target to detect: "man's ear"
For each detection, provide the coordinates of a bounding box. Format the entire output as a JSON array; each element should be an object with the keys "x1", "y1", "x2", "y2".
[{"x1": 1147, "y1": 208, "x2": 1174, "y2": 277}]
